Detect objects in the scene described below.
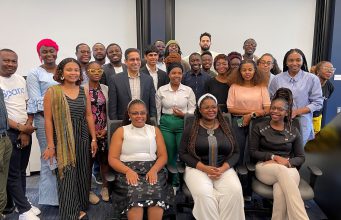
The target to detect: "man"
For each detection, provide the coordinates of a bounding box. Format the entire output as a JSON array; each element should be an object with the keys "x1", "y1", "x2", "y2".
[
  {"x1": 75, "y1": 43, "x2": 91, "y2": 85},
  {"x1": 184, "y1": 32, "x2": 219, "y2": 73},
  {"x1": 0, "y1": 49, "x2": 40, "y2": 220},
  {"x1": 108, "y1": 48, "x2": 156, "y2": 120},
  {"x1": 201, "y1": 51, "x2": 216, "y2": 77},
  {"x1": 153, "y1": 40, "x2": 166, "y2": 71},
  {"x1": 257, "y1": 53, "x2": 276, "y2": 88},
  {"x1": 101, "y1": 43, "x2": 127, "y2": 86},
  {"x1": 0, "y1": 85, "x2": 12, "y2": 220},
  {"x1": 140, "y1": 45, "x2": 168, "y2": 90},
  {"x1": 92, "y1": 42, "x2": 106, "y2": 65},
  {"x1": 242, "y1": 38, "x2": 259, "y2": 62},
  {"x1": 182, "y1": 52, "x2": 211, "y2": 101}
]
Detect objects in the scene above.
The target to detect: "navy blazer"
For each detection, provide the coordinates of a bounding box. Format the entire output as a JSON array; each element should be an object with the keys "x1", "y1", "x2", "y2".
[
  {"x1": 100, "y1": 63, "x2": 127, "y2": 86},
  {"x1": 108, "y1": 71, "x2": 156, "y2": 120},
  {"x1": 140, "y1": 66, "x2": 169, "y2": 90}
]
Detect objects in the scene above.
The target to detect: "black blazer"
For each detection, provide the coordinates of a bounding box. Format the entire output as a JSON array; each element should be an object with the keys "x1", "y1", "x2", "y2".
[
  {"x1": 100, "y1": 63, "x2": 127, "y2": 86},
  {"x1": 108, "y1": 71, "x2": 156, "y2": 120},
  {"x1": 140, "y1": 66, "x2": 169, "y2": 90}
]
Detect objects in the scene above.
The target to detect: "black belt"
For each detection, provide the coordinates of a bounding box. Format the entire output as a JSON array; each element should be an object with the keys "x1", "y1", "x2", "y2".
[{"x1": 0, "y1": 131, "x2": 8, "y2": 138}]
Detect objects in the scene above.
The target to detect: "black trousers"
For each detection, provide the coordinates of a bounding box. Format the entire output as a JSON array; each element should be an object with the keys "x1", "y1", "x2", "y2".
[{"x1": 6, "y1": 129, "x2": 32, "y2": 214}]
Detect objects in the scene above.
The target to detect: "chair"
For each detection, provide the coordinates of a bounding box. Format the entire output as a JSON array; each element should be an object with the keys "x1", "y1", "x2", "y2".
[{"x1": 245, "y1": 116, "x2": 323, "y2": 213}]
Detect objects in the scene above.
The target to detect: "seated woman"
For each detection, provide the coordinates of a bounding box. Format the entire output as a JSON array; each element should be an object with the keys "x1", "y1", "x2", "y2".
[
  {"x1": 108, "y1": 99, "x2": 173, "y2": 220},
  {"x1": 249, "y1": 88, "x2": 309, "y2": 220},
  {"x1": 179, "y1": 94, "x2": 245, "y2": 220}
]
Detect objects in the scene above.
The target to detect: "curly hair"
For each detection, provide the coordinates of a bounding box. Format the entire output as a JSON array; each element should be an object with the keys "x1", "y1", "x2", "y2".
[
  {"x1": 122, "y1": 99, "x2": 152, "y2": 126},
  {"x1": 283, "y1": 48, "x2": 309, "y2": 72},
  {"x1": 54, "y1": 58, "x2": 83, "y2": 85},
  {"x1": 235, "y1": 59, "x2": 265, "y2": 86},
  {"x1": 271, "y1": 88, "x2": 294, "y2": 130},
  {"x1": 187, "y1": 96, "x2": 237, "y2": 161}
]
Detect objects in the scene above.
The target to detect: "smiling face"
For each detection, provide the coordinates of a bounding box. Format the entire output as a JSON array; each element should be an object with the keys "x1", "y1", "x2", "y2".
[
  {"x1": 215, "y1": 58, "x2": 229, "y2": 75},
  {"x1": 40, "y1": 46, "x2": 57, "y2": 65},
  {"x1": 258, "y1": 55, "x2": 274, "y2": 74},
  {"x1": 62, "y1": 61, "x2": 81, "y2": 84},
  {"x1": 318, "y1": 62, "x2": 335, "y2": 80},
  {"x1": 286, "y1": 52, "x2": 303, "y2": 75},
  {"x1": 76, "y1": 44, "x2": 91, "y2": 65},
  {"x1": 199, "y1": 97, "x2": 218, "y2": 120},
  {"x1": 125, "y1": 51, "x2": 141, "y2": 74},
  {"x1": 0, "y1": 51, "x2": 18, "y2": 77},
  {"x1": 145, "y1": 52, "x2": 158, "y2": 66},
  {"x1": 128, "y1": 103, "x2": 147, "y2": 128},
  {"x1": 168, "y1": 43, "x2": 179, "y2": 53},
  {"x1": 201, "y1": 54, "x2": 212, "y2": 71},
  {"x1": 168, "y1": 67, "x2": 183, "y2": 86},
  {"x1": 92, "y1": 43, "x2": 106, "y2": 61},
  {"x1": 107, "y1": 44, "x2": 122, "y2": 64},
  {"x1": 229, "y1": 58, "x2": 241, "y2": 70},
  {"x1": 243, "y1": 39, "x2": 257, "y2": 55},
  {"x1": 87, "y1": 62, "x2": 103, "y2": 82},
  {"x1": 189, "y1": 54, "x2": 201, "y2": 72},
  {"x1": 240, "y1": 62, "x2": 255, "y2": 82},
  {"x1": 200, "y1": 36, "x2": 211, "y2": 51},
  {"x1": 270, "y1": 99, "x2": 288, "y2": 123}
]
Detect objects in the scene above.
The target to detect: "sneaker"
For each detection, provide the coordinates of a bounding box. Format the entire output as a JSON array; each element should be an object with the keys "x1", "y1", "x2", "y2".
[
  {"x1": 89, "y1": 191, "x2": 100, "y2": 205},
  {"x1": 30, "y1": 205, "x2": 41, "y2": 216},
  {"x1": 100, "y1": 187, "x2": 109, "y2": 202},
  {"x1": 18, "y1": 210, "x2": 40, "y2": 220},
  {"x1": 92, "y1": 174, "x2": 103, "y2": 185},
  {"x1": 0, "y1": 213, "x2": 5, "y2": 220}
]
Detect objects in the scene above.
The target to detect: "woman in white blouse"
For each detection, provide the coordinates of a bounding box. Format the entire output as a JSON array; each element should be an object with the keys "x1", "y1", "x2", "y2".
[{"x1": 155, "y1": 62, "x2": 196, "y2": 187}]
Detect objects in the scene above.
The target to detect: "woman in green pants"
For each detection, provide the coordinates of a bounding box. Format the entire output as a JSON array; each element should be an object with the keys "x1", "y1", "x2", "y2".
[{"x1": 156, "y1": 62, "x2": 196, "y2": 187}]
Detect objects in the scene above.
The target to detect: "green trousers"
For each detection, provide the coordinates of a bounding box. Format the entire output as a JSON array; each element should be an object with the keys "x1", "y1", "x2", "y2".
[
  {"x1": 0, "y1": 135, "x2": 12, "y2": 214},
  {"x1": 159, "y1": 114, "x2": 184, "y2": 186}
]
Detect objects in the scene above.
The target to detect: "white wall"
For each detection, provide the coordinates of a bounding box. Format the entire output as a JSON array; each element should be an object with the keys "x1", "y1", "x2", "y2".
[
  {"x1": 175, "y1": 0, "x2": 316, "y2": 68},
  {"x1": 0, "y1": 0, "x2": 137, "y2": 76}
]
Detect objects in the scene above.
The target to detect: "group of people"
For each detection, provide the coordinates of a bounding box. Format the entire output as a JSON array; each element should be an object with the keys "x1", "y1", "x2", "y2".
[{"x1": 0, "y1": 31, "x2": 335, "y2": 220}]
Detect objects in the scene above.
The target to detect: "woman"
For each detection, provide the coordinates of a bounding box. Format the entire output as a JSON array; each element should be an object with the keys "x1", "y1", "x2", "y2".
[
  {"x1": 164, "y1": 40, "x2": 190, "y2": 73},
  {"x1": 227, "y1": 59, "x2": 270, "y2": 163},
  {"x1": 249, "y1": 88, "x2": 309, "y2": 220},
  {"x1": 257, "y1": 53, "x2": 276, "y2": 88},
  {"x1": 269, "y1": 48, "x2": 323, "y2": 145},
  {"x1": 26, "y1": 38, "x2": 59, "y2": 206},
  {"x1": 227, "y1": 51, "x2": 242, "y2": 70},
  {"x1": 85, "y1": 61, "x2": 110, "y2": 203},
  {"x1": 204, "y1": 54, "x2": 233, "y2": 112},
  {"x1": 108, "y1": 99, "x2": 173, "y2": 220},
  {"x1": 155, "y1": 62, "x2": 196, "y2": 187},
  {"x1": 179, "y1": 94, "x2": 244, "y2": 220},
  {"x1": 43, "y1": 58, "x2": 98, "y2": 219},
  {"x1": 311, "y1": 61, "x2": 335, "y2": 134}
]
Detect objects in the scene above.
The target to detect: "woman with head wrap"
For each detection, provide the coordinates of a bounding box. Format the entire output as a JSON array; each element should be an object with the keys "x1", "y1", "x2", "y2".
[
  {"x1": 164, "y1": 40, "x2": 191, "y2": 73},
  {"x1": 26, "y1": 38, "x2": 60, "y2": 206}
]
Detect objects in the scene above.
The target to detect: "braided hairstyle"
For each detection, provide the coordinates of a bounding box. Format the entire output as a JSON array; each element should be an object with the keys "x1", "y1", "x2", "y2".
[
  {"x1": 271, "y1": 88, "x2": 294, "y2": 130},
  {"x1": 187, "y1": 96, "x2": 237, "y2": 160},
  {"x1": 122, "y1": 99, "x2": 151, "y2": 126}
]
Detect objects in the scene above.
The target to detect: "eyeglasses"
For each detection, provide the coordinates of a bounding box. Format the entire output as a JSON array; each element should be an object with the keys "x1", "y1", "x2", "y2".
[
  {"x1": 129, "y1": 111, "x2": 147, "y2": 116},
  {"x1": 270, "y1": 106, "x2": 287, "y2": 112},
  {"x1": 259, "y1": 60, "x2": 273, "y2": 66},
  {"x1": 322, "y1": 67, "x2": 336, "y2": 72},
  {"x1": 87, "y1": 69, "x2": 104, "y2": 74}
]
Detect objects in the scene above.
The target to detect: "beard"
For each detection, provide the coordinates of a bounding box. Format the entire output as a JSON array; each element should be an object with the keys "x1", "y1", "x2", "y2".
[{"x1": 201, "y1": 46, "x2": 210, "y2": 52}]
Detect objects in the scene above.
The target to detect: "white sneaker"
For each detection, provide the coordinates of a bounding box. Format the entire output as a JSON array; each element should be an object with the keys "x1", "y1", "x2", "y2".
[
  {"x1": 18, "y1": 209, "x2": 40, "y2": 220},
  {"x1": 30, "y1": 205, "x2": 41, "y2": 216}
]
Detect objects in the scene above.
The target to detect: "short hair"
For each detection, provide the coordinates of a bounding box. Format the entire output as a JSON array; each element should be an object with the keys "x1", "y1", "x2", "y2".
[
  {"x1": 189, "y1": 52, "x2": 201, "y2": 61},
  {"x1": 144, "y1": 45, "x2": 159, "y2": 55},
  {"x1": 54, "y1": 58, "x2": 83, "y2": 85},
  {"x1": 0, "y1": 48, "x2": 17, "y2": 57},
  {"x1": 283, "y1": 48, "x2": 308, "y2": 72},
  {"x1": 201, "y1": 51, "x2": 212, "y2": 57},
  {"x1": 75, "y1": 43, "x2": 89, "y2": 53},
  {"x1": 153, "y1": 40, "x2": 165, "y2": 45},
  {"x1": 106, "y1": 43, "x2": 122, "y2": 55},
  {"x1": 124, "y1": 48, "x2": 140, "y2": 60},
  {"x1": 213, "y1": 54, "x2": 228, "y2": 71},
  {"x1": 236, "y1": 59, "x2": 265, "y2": 86},
  {"x1": 243, "y1": 38, "x2": 257, "y2": 46},
  {"x1": 200, "y1": 32, "x2": 211, "y2": 41},
  {"x1": 167, "y1": 62, "x2": 183, "y2": 74},
  {"x1": 92, "y1": 42, "x2": 105, "y2": 48}
]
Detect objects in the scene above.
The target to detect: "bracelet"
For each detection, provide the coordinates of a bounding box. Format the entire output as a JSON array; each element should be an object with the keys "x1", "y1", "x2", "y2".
[
  {"x1": 47, "y1": 146, "x2": 55, "y2": 150},
  {"x1": 91, "y1": 139, "x2": 97, "y2": 142}
]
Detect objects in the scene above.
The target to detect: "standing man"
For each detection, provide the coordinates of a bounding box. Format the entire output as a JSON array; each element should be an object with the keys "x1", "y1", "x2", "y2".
[
  {"x1": 0, "y1": 83, "x2": 12, "y2": 220},
  {"x1": 182, "y1": 52, "x2": 211, "y2": 101},
  {"x1": 101, "y1": 43, "x2": 127, "y2": 86},
  {"x1": 108, "y1": 48, "x2": 156, "y2": 120},
  {"x1": 153, "y1": 40, "x2": 166, "y2": 72},
  {"x1": 140, "y1": 45, "x2": 168, "y2": 90},
  {"x1": 201, "y1": 51, "x2": 216, "y2": 77},
  {"x1": 0, "y1": 49, "x2": 40, "y2": 220},
  {"x1": 242, "y1": 38, "x2": 259, "y2": 62},
  {"x1": 75, "y1": 43, "x2": 91, "y2": 85},
  {"x1": 92, "y1": 43, "x2": 106, "y2": 66}
]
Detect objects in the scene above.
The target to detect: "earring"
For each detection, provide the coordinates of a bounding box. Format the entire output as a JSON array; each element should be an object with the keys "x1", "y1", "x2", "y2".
[
  {"x1": 61, "y1": 76, "x2": 64, "y2": 80},
  {"x1": 128, "y1": 118, "x2": 131, "y2": 121}
]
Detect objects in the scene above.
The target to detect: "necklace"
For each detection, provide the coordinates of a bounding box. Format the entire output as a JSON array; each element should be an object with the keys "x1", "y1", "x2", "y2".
[{"x1": 201, "y1": 119, "x2": 216, "y2": 136}]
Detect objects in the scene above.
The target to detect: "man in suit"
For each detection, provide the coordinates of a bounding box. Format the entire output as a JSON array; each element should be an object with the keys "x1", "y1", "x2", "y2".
[
  {"x1": 108, "y1": 48, "x2": 156, "y2": 120},
  {"x1": 140, "y1": 45, "x2": 169, "y2": 91},
  {"x1": 100, "y1": 43, "x2": 127, "y2": 86}
]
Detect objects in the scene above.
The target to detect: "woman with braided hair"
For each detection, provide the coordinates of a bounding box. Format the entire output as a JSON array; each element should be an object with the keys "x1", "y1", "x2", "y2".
[
  {"x1": 249, "y1": 87, "x2": 309, "y2": 220},
  {"x1": 179, "y1": 93, "x2": 244, "y2": 220}
]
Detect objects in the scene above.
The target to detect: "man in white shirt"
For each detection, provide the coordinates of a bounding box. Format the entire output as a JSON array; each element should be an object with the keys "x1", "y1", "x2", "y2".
[
  {"x1": 0, "y1": 49, "x2": 40, "y2": 220},
  {"x1": 242, "y1": 38, "x2": 259, "y2": 62},
  {"x1": 75, "y1": 43, "x2": 91, "y2": 85},
  {"x1": 153, "y1": 40, "x2": 166, "y2": 72}
]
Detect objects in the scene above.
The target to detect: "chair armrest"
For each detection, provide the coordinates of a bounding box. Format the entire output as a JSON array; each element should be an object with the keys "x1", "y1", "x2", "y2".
[
  {"x1": 167, "y1": 164, "x2": 178, "y2": 174},
  {"x1": 236, "y1": 165, "x2": 248, "y2": 176},
  {"x1": 246, "y1": 162, "x2": 256, "y2": 172},
  {"x1": 176, "y1": 161, "x2": 186, "y2": 173},
  {"x1": 105, "y1": 170, "x2": 116, "y2": 182},
  {"x1": 307, "y1": 165, "x2": 323, "y2": 189}
]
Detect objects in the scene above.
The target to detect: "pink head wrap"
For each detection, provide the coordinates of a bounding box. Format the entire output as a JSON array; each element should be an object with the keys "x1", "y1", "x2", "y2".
[{"x1": 36, "y1": 38, "x2": 59, "y2": 62}]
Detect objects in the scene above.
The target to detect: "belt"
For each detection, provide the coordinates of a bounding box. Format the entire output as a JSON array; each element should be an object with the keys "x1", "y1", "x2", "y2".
[{"x1": 0, "y1": 131, "x2": 8, "y2": 138}]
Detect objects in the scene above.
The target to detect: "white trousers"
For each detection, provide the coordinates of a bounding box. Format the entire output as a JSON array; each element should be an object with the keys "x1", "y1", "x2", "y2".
[
  {"x1": 184, "y1": 167, "x2": 245, "y2": 220},
  {"x1": 255, "y1": 163, "x2": 309, "y2": 220}
]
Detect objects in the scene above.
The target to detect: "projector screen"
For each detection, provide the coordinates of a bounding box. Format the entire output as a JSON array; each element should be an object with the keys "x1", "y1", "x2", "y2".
[
  {"x1": 0, "y1": 0, "x2": 137, "y2": 76},
  {"x1": 175, "y1": 0, "x2": 316, "y2": 69}
]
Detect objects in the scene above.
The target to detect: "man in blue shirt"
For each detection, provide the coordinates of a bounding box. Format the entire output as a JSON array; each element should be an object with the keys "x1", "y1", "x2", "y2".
[{"x1": 182, "y1": 52, "x2": 211, "y2": 101}]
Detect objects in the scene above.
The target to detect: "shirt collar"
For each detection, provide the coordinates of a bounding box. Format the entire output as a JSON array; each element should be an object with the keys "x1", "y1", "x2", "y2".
[
  {"x1": 284, "y1": 70, "x2": 304, "y2": 83},
  {"x1": 166, "y1": 83, "x2": 186, "y2": 92},
  {"x1": 189, "y1": 69, "x2": 203, "y2": 76},
  {"x1": 146, "y1": 64, "x2": 158, "y2": 73},
  {"x1": 127, "y1": 71, "x2": 140, "y2": 78}
]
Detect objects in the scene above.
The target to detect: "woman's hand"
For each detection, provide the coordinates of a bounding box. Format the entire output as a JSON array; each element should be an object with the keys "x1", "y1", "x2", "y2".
[
  {"x1": 97, "y1": 129, "x2": 107, "y2": 139},
  {"x1": 172, "y1": 107, "x2": 185, "y2": 117},
  {"x1": 43, "y1": 147, "x2": 55, "y2": 162},
  {"x1": 19, "y1": 133, "x2": 30, "y2": 147},
  {"x1": 91, "y1": 141, "x2": 98, "y2": 158},
  {"x1": 146, "y1": 168, "x2": 158, "y2": 185},
  {"x1": 203, "y1": 165, "x2": 223, "y2": 180},
  {"x1": 125, "y1": 169, "x2": 139, "y2": 186},
  {"x1": 273, "y1": 155, "x2": 290, "y2": 167},
  {"x1": 242, "y1": 114, "x2": 252, "y2": 126}
]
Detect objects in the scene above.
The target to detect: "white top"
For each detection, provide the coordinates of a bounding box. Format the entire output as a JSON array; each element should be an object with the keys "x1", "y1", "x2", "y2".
[
  {"x1": 156, "y1": 83, "x2": 196, "y2": 124},
  {"x1": 114, "y1": 66, "x2": 123, "y2": 73},
  {"x1": 120, "y1": 124, "x2": 157, "y2": 162},
  {"x1": 146, "y1": 64, "x2": 158, "y2": 90},
  {"x1": 0, "y1": 74, "x2": 28, "y2": 123}
]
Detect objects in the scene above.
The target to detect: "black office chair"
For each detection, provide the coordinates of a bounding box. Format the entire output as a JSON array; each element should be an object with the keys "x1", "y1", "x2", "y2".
[{"x1": 245, "y1": 116, "x2": 323, "y2": 213}]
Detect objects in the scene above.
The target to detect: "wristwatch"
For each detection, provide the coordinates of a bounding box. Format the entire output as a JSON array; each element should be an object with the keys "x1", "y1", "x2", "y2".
[
  {"x1": 271, "y1": 154, "x2": 275, "y2": 160},
  {"x1": 251, "y1": 112, "x2": 257, "y2": 119}
]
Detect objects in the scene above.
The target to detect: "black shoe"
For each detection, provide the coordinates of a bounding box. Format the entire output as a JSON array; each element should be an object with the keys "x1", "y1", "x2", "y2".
[
  {"x1": 2, "y1": 205, "x2": 14, "y2": 215},
  {"x1": 92, "y1": 174, "x2": 103, "y2": 185},
  {"x1": 0, "y1": 213, "x2": 5, "y2": 220}
]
